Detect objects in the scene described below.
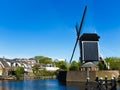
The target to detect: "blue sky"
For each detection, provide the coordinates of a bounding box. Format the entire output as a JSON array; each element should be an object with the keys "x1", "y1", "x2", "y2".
[{"x1": 0, "y1": 0, "x2": 120, "y2": 61}]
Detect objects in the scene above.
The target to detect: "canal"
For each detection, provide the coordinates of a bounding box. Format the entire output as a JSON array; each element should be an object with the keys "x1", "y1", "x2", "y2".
[{"x1": 0, "y1": 80, "x2": 120, "y2": 90}]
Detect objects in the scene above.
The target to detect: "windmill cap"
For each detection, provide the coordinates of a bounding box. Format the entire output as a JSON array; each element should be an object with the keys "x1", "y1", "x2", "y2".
[{"x1": 80, "y1": 33, "x2": 100, "y2": 41}]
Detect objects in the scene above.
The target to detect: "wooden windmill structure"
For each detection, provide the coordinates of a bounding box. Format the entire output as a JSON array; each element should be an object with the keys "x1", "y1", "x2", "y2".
[{"x1": 70, "y1": 6, "x2": 108, "y2": 69}]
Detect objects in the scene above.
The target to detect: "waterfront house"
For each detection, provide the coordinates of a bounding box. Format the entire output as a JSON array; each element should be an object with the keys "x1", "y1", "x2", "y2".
[
  {"x1": 40, "y1": 64, "x2": 59, "y2": 71},
  {"x1": 0, "y1": 59, "x2": 13, "y2": 76}
]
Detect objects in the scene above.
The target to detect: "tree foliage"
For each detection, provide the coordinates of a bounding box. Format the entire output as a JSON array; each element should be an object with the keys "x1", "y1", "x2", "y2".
[
  {"x1": 32, "y1": 63, "x2": 41, "y2": 76},
  {"x1": 69, "y1": 61, "x2": 79, "y2": 71},
  {"x1": 35, "y1": 56, "x2": 53, "y2": 64},
  {"x1": 54, "y1": 61, "x2": 68, "y2": 70},
  {"x1": 97, "y1": 61, "x2": 104, "y2": 70},
  {"x1": 32, "y1": 64, "x2": 57, "y2": 76},
  {"x1": 15, "y1": 67, "x2": 24, "y2": 80},
  {"x1": 105, "y1": 57, "x2": 120, "y2": 70}
]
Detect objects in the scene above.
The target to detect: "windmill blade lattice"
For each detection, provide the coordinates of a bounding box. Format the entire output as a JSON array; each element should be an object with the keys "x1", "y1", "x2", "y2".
[{"x1": 70, "y1": 6, "x2": 87, "y2": 63}]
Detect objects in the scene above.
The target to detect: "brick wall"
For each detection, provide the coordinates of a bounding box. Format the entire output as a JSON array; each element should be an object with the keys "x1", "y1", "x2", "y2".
[
  {"x1": 66, "y1": 71, "x2": 87, "y2": 82},
  {"x1": 96, "y1": 70, "x2": 119, "y2": 79},
  {"x1": 66, "y1": 70, "x2": 119, "y2": 82}
]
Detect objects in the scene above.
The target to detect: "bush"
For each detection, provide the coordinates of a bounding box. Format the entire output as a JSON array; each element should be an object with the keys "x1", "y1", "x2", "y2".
[
  {"x1": 15, "y1": 67, "x2": 24, "y2": 80},
  {"x1": 97, "y1": 61, "x2": 104, "y2": 70},
  {"x1": 69, "y1": 61, "x2": 79, "y2": 71}
]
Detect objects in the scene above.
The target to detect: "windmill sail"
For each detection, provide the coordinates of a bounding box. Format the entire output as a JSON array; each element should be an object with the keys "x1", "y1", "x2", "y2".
[{"x1": 70, "y1": 6, "x2": 87, "y2": 63}]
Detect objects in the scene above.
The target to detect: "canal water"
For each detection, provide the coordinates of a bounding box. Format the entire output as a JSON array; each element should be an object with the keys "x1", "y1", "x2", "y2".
[{"x1": 0, "y1": 80, "x2": 120, "y2": 90}]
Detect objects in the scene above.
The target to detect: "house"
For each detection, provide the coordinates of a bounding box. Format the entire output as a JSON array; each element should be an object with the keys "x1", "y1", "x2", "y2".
[
  {"x1": 40, "y1": 64, "x2": 59, "y2": 71},
  {"x1": 0, "y1": 59, "x2": 13, "y2": 76}
]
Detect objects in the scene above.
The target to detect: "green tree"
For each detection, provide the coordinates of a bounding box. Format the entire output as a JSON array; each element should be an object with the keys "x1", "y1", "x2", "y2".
[
  {"x1": 60, "y1": 64, "x2": 67, "y2": 70},
  {"x1": 97, "y1": 61, "x2": 104, "y2": 70},
  {"x1": 15, "y1": 67, "x2": 24, "y2": 80},
  {"x1": 35, "y1": 56, "x2": 53, "y2": 64},
  {"x1": 77, "y1": 61, "x2": 82, "y2": 69},
  {"x1": 69, "y1": 61, "x2": 79, "y2": 71},
  {"x1": 55, "y1": 61, "x2": 68, "y2": 70},
  {"x1": 32, "y1": 63, "x2": 40, "y2": 75},
  {"x1": 105, "y1": 57, "x2": 120, "y2": 70}
]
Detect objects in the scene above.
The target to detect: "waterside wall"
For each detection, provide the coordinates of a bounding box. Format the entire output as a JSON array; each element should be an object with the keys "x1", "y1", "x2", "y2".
[
  {"x1": 58, "y1": 70, "x2": 119, "y2": 82},
  {"x1": 66, "y1": 71, "x2": 96, "y2": 82}
]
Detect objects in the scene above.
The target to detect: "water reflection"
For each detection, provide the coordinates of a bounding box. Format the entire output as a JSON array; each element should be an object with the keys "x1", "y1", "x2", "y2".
[
  {"x1": 0, "y1": 80, "x2": 24, "y2": 90},
  {"x1": 65, "y1": 82, "x2": 118, "y2": 90},
  {"x1": 0, "y1": 80, "x2": 67, "y2": 90},
  {"x1": 0, "y1": 80, "x2": 119, "y2": 90}
]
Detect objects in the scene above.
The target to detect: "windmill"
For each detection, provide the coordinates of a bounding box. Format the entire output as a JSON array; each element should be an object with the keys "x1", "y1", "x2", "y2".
[
  {"x1": 70, "y1": 6, "x2": 87, "y2": 63},
  {"x1": 69, "y1": 6, "x2": 109, "y2": 70}
]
